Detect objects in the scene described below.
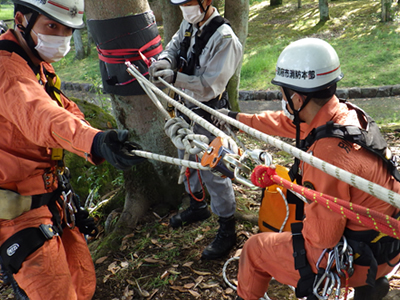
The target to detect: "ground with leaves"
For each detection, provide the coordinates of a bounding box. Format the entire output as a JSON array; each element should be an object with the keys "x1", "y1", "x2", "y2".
[{"x1": 0, "y1": 127, "x2": 400, "y2": 300}]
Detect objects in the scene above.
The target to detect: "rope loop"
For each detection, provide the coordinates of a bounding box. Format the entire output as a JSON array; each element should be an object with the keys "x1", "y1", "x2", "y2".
[{"x1": 251, "y1": 165, "x2": 276, "y2": 188}]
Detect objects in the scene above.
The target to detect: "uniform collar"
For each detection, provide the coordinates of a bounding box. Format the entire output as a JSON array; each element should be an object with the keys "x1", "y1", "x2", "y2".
[{"x1": 305, "y1": 96, "x2": 360, "y2": 137}]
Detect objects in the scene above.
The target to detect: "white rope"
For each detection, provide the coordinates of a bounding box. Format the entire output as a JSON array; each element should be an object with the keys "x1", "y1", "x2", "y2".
[
  {"x1": 126, "y1": 62, "x2": 238, "y2": 153},
  {"x1": 157, "y1": 77, "x2": 400, "y2": 210},
  {"x1": 131, "y1": 150, "x2": 209, "y2": 170}
]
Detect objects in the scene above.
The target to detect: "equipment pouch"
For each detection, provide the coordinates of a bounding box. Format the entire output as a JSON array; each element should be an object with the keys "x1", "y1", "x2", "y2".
[{"x1": 258, "y1": 165, "x2": 304, "y2": 232}]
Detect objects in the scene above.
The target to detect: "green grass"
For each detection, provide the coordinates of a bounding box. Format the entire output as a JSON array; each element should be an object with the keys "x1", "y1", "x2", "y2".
[
  {"x1": 0, "y1": 4, "x2": 13, "y2": 21},
  {"x1": 4, "y1": 1, "x2": 400, "y2": 92}
]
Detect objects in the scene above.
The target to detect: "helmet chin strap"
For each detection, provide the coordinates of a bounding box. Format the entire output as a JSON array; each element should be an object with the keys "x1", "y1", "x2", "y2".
[
  {"x1": 17, "y1": 11, "x2": 42, "y2": 61},
  {"x1": 197, "y1": 0, "x2": 211, "y2": 23},
  {"x1": 283, "y1": 88, "x2": 304, "y2": 148}
]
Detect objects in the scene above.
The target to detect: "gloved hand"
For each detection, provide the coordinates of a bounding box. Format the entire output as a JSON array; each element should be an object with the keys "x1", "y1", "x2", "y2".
[
  {"x1": 148, "y1": 59, "x2": 171, "y2": 77},
  {"x1": 75, "y1": 207, "x2": 98, "y2": 237},
  {"x1": 151, "y1": 69, "x2": 176, "y2": 86},
  {"x1": 222, "y1": 136, "x2": 239, "y2": 155},
  {"x1": 92, "y1": 130, "x2": 146, "y2": 170},
  {"x1": 211, "y1": 108, "x2": 231, "y2": 128}
]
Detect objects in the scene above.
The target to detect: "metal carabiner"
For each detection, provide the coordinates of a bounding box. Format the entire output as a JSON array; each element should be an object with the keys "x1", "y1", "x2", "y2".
[{"x1": 61, "y1": 190, "x2": 77, "y2": 229}]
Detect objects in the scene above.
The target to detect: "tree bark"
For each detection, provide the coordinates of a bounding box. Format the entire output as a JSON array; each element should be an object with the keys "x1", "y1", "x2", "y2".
[
  {"x1": 225, "y1": 0, "x2": 248, "y2": 111},
  {"x1": 298, "y1": 0, "x2": 302, "y2": 8},
  {"x1": 270, "y1": 0, "x2": 282, "y2": 6},
  {"x1": 319, "y1": 0, "x2": 330, "y2": 22},
  {"x1": 85, "y1": 0, "x2": 183, "y2": 234},
  {"x1": 381, "y1": 0, "x2": 391, "y2": 22},
  {"x1": 160, "y1": 0, "x2": 182, "y2": 45},
  {"x1": 73, "y1": 29, "x2": 85, "y2": 60}
]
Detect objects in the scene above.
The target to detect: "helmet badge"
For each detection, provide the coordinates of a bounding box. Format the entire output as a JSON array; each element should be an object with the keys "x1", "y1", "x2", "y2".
[{"x1": 69, "y1": 5, "x2": 78, "y2": 17}]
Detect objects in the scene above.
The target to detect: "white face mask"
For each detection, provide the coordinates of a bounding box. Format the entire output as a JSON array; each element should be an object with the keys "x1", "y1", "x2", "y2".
[
  {"x1": 180, "y1": 4, "x2": 205, "y2": 24},
  {"x1": 281, "y1": 98, "x2": 295, "y2": 121},
  {"x1": 33, "y1": 30, "x2": 72, "y2": 63}
]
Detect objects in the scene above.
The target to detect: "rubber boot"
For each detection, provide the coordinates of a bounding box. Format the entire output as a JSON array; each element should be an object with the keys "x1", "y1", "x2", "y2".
[
  {"x1": 169, "y1": 192, "x2": 211, "y2": 228},
  {"x1": 201, "y1": 215, "x2": 236, "y2": 260},
  {"x1": 353, "y1": 277, "x2": 389, "y2": 300}
]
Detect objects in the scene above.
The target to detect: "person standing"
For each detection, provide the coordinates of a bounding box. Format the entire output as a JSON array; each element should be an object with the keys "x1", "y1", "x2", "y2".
[
  {"x1": 0, "y1": 1, "x2": 145, "y2": 299},
  {"x1": 149, "y1": 0, "x2": 243, "y2": 260}
]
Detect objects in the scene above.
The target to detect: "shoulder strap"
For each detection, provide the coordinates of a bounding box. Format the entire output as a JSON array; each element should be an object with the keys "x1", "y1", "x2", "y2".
[
  {"x1": 297, "y1": 101, "x2": 400, "y2": 182},
  {"x1": 181, "y1": 16, "x2": 230, "y2": 75},
  {"x1": 0, "y1": 40, "x2": 37, "y2": 73},
  {"x1": 177, "y1": 23, "x2": 193, "y2": 71}
]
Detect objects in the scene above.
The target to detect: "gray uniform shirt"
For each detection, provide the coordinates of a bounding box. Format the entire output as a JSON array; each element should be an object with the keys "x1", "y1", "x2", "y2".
[{"x1": 158, "y1": 8, "x2": 243, "y2": 109}]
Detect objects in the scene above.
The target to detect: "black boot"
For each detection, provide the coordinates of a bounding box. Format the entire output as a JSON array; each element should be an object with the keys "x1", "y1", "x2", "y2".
[
  {"x1": 201, "y1": 215, "x2": 236, "y2": 260},
  {"x1": 353, "y1": 277, "x2": 389, "y2": 300},
  {"x1": 169, "y1": 192, "x2": 211, "y2": 228}
]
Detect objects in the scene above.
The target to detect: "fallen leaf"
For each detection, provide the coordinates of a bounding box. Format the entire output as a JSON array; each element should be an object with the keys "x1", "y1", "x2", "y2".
[
  {"x1": 184, "y1": 283, "x2": 195, "y2": 289},
  {"x1": 192, "y1": 269, "x2": 211, "y2": 276},
  {"x1": 160, "y1": 270, "x2": 169, "y2": 279},
  {"x1": 95, "y1": 256, "x2": 108, "y2": 264},
  {"x1": 183, "y1": 261, "x2": 194, "y2": 268},
  {"x1": 225, "y1": 287, "x2": 234, "y2": 294},
  {"x1": 143, "y1": 257, "x2": 166, "y2": 264},
  {"x1": 188, "y1": 290, "x2": 201, "y2": 298},
  {"x1": 120, "y1": 261, "x2": 129, "y2": 269},
  {"x1": 170, "y1": 285, "x2": 187, "y2": 292},
  {"x1": 234, "y1": 249, "x2": 242, "y2": 257}
]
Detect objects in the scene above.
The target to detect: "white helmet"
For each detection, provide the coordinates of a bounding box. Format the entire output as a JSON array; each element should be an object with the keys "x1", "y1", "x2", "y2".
[
  {"x1": 13, "y1": 0, "x2": 84, "y2": 29},
  {"x1": 271, "y1": 38, "x2": 343, "y2": 93},
  {"x1": 170, "y1": 0, "x2": 195, "y2": 4}
]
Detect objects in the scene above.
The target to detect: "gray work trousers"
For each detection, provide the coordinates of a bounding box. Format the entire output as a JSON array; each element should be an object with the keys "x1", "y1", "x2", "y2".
[{"x1": 178, "y1": 122, "x2": 236, "y2": 218}]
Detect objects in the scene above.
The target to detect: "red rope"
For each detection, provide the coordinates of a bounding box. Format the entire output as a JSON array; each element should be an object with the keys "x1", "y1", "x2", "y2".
[
  {"x1": 96, "y1": 35, "x2": 163, "y2": 67},
  {"x1": 185, "y1": 156, "x2": 205, "y2": 202},
  {"x1": 251, "y1": 165, "x2": 400, "y2": 240}
]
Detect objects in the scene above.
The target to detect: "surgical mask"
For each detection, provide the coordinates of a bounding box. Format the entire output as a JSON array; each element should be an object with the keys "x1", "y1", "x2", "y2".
[
  {"x1": 33, "y1": 30, "x2": 72, "y2": 63},
  {"x1": 281, "y1": 99, "x2": 295, "y2": 121},
  {"x1": 180, "y1": 4, "x2": 205, "y2": 24}
]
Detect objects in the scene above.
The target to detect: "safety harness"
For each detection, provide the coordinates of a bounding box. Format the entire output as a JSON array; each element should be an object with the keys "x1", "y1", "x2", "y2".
[
  {"x1": 290, "y1": 99, "x2": 400, "y2": 298},
  {"x1": 0, "y1": 40, "x2": 97, "y2": 289},
  {"x1": 176, "y1": 16, "x2": 231, "y2": 124}
]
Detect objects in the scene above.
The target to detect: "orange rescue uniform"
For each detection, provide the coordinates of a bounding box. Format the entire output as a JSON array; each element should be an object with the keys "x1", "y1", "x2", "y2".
[
  {"x1": 0, "y1": 30, "x2": 102, "y2": 300},
  {"x1": 236, "y1": 97, "x2": 400, "y2": 300}
]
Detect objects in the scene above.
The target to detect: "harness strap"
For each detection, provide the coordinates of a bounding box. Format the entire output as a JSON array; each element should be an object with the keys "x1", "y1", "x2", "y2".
[
  {"x1": 0, "y1": 224, "x2": 56, "y2": 274},
  {"x1": 180, "y1": 16, "x2": 229, "y2": 75},
  {"x1": 291, "y1": 222, "x2": 317, "y2": 299}
]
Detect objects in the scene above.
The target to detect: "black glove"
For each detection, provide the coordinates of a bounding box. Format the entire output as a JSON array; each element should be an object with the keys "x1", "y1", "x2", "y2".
[
  {"x1": 75, "y1": 208, "x2": 98, "y2": 237},
  {"x1": 92, "y1": 130, "x2": 146, "y2": 170}
]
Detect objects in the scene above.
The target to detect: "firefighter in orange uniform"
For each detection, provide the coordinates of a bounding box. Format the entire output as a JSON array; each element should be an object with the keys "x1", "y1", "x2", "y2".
[
  {"x1": 220, "y1": 38, "x2": 400, "y2": 300},
  {"x1": 0, "y1": 1, "x2": 145, "y2": 299}
]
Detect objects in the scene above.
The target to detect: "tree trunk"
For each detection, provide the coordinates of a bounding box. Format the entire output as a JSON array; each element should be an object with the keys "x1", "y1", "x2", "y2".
[
  {"x1": 85, "y1": 0, "x2": 183, "y2": 234},
  {"x1": 381, "y1": 0, "x2": 391, "y2": 22},
  {"x1": 73, "y1": 29, "x2": 85, "y2": 60},
  {"x1": 160, "y1": 0, "x2": 182, "y2": 45},
  {"x1": 225, "y1": 0, "x2": 248, "y2": 111},
  {"x1": 213, "y1": 0, "x2": 224, "y2": 11},
  {"x1": 298, "y1": 0, "x2": 302, "y2": 8},
  {"x1": 319, "y1": 0, "x2": 330, "y2": 22},
  {"x1": 270, "y1": 0, "x2": 282, "y2": 6}
]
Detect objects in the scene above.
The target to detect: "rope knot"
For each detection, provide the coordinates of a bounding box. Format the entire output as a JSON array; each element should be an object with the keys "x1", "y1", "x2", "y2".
[{"x1": 251, "y1": 165, "x2": 277, "y2": 188}]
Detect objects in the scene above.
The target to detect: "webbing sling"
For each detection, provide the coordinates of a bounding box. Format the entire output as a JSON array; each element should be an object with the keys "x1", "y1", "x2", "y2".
[{"x1": 291, "y1": 222, "x2": 318, "y2": 299}]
